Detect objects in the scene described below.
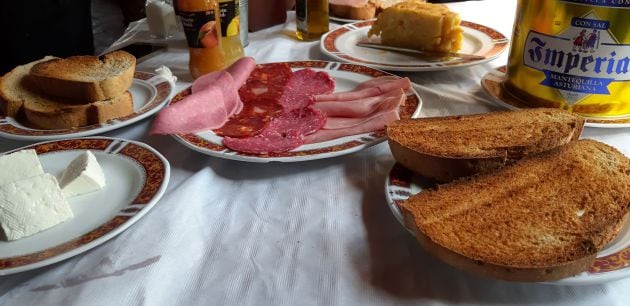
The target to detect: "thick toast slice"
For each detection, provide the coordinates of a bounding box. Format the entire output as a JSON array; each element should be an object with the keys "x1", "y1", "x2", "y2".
[
  {"x1": 387, "y1": 108, "x2": 585, "y2": 182},
  {"x1": 0, "y1": 56, "x2": 57, "y2": 117},
  {"x1": 0, "y1": 57, "x2": 133, "y2": 129},
  {"x1": 29, "y1": 50, "x2": 136, "y2": 102},
  {"x1": 24, "y1": 91, "x2": 133, "y2": 130},
  {"x1": 400, "y1": 139, "x2": 630, "y2": 282}
]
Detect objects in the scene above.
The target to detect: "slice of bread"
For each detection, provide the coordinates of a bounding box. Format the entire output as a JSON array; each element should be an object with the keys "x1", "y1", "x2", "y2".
[
  {"x1": 29, "y1": 50, "x2": 136, "y2": 102},
  {"x1": 401, "y1": 139, "x2": 630, "y2": 282},
  {"x1": 0, "y1": 57, "x2": 134, "y2": 129},
  {"x1": 330, "y1": 0, "x2": 377, "y2": 20},
  {"x1": 24, "y1": 91, "x2": 133, "y2": 130},
  {"x1": 329, "y1": 0, "x2": 421, "y2": 20},
  {"x1": 387, "y1": 108, "x2": 585, "y2": 182},
  {"x1": 0, "y1": 56, "x2": 57, "y2": 117}
]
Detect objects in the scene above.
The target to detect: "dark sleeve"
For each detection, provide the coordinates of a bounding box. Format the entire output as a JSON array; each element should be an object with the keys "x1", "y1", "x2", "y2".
[{"x1": 0, "y1": 0, "x2": 94, "y2": 74}]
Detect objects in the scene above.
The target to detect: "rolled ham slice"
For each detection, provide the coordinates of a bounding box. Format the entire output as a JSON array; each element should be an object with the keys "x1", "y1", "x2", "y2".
[
  {"x1": 192, "y1": 71, "x2": 241, "y2": 117},
  {"x1": 314, "y1": 88, "x2": 405, "y2": 119},
  {"x1": 150, "y1": 57, "x2": 255, "y2": 135},
  {"x1": 304, "y1": 109, "x2": 400, "y2": 144},
  {"x1": 150, "y1": 86, "x2": 228, "y2": 135},
  {"x1": 314, "y1": 77, "x2": 411, "y2": 102}
]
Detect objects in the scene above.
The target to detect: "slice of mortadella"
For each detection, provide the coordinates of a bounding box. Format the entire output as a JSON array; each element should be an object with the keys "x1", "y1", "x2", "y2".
[{"x1": 150, "y1": 86, "x2": 228, "y2": 135}]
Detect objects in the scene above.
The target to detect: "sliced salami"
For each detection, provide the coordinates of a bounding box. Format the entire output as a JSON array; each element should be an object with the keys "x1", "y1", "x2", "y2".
[
  {"x1": 216, "y1": 63, "x2": 294, "y2": 137},
  {"x1": 223, "y1": 107, "x2": 327, "y2": 154},
  {"x1": 280, "y1": 69, "x2": 335, "y2": 112}
]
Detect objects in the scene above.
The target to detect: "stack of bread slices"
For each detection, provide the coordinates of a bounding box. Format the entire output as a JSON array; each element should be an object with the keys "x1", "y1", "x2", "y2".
[
  {"x1": 387, "y1": 108, "x2": 630, "y2": 282},
  {"x1": 0, "y1": 50, "x2": 136, "y2": 130}
]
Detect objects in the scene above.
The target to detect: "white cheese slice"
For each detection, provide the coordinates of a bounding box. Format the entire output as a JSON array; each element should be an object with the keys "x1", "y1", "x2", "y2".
[
  {"x1": 58, "y1": 151, "x2": 106, "y2": 197},
  {"x1": 0, "y1": 173, "x2": 74, "y2": 241},
  {"x1": 0, "y1": 149, "x2": 45, "y2": 186}
]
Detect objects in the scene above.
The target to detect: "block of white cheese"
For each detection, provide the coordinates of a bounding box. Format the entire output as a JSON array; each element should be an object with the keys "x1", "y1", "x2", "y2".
[
  {"x1": 0, "y1": 173, "x2": 74, "y2": 241},
  {"x1": 0, "y1": 149, "x2": 45, "y2": 186},
  {"x1": 58, "y1": 150, "x2": 106, "y2": 197}
]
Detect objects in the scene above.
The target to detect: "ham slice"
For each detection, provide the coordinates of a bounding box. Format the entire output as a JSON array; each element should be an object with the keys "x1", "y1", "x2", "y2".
[
  {"x1": 150, "y1": 86, "x2": 228, "y2": 135},
  {"x1": 315, "y1": 88, "x2": 405, "y2": 119},
  {"x1": 314, "y1": 77, "x2": 411, "y2": 102},
  {"x1": 150, "y1": 57, "x2": 255, "y2": 135},
  {"x1": 304, "y1": 110, "x2": 400, "y2": 144},
  {"x1": 192, "y1": 71, "x2": 241, "y2": 117},
  {"x1": 226, "y1": 56, "x2": 256, "y2": 87}
]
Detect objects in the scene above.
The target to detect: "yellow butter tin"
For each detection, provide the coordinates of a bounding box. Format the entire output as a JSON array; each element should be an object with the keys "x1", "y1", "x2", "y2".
[{"x1": 506, "y1": 0, "x2": 630, "y2": 118}]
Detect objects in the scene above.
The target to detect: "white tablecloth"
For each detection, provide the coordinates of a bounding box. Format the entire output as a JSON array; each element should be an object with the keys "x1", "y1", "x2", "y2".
[{"x1": 2, "y1": 1, "x2": 630, "y2": 305}]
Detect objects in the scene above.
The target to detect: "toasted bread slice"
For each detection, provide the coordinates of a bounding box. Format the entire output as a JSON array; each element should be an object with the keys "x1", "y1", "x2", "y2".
[
  {"x1": 330, "y1": 0, "x2": 377, "y2": 20},
  {"x1": 24, "y1": 91, "x2": 133, "y2": 130},
  {"x1": 400, "y1": 139, "x2": 630, "y2": 282},
  {"x1": 387, "y1": 108, "x2": 585, "y2": 182},
  {"x1": 0, "y1": 57, "x2": 134, "y2": 129},
  {"x1": 0, "y1": 56, "x2": 57, "y2": 117},
  {"x1": 29, "y1": 50, "x2": 136, "y2": 102}
]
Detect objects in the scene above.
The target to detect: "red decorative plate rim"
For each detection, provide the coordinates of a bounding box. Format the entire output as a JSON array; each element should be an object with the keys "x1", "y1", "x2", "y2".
[
  {"x1": 0, "y1": 72, "x2": 173, "y2": 139},
  {"x1": 172, "y1": 60, "x2": 422, "y2": 162},
  {"x1": 321, "y1": 20, "x2": 509, "y2": 70},
  {"x1": 0, "y1": 137, "x2": 170, "y2": 274},
  {"x1": 385, "y1": 163, "x2": 630, "y2": 283}
]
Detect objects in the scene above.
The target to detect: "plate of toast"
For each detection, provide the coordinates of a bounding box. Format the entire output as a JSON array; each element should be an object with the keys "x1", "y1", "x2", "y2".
[
  {"x1": 384, "y1": 109, "x2": 630, "y2": 285},
  {"x1": 0, "y1": 51, "x2": 175, "y2": 141},
  {"x1": 0, "y1": 137, "x2": 170, "y2": 276}
]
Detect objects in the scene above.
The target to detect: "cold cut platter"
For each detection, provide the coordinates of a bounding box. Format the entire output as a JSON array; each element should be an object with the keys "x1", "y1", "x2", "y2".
[{"x1": 169, "y1": 60, "x2": 422, "y2": 162}]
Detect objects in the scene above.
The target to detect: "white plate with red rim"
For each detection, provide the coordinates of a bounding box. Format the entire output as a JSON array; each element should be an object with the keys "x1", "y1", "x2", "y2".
[
  {"x1": 0, "y1": 71, "x2": 175, "y2": 141},
  {"x1": 320, "y1": 20, "x2": 509, "y2": 72},
  {"x1": 171, "y1": 60, "x2": 423, "y2": 163},
  {"x1": 385, "y1": 163, "x2": 630, "y2": 286},
  {"x1": 0, "y1": 137, "x2": 170, "y2": 276}
]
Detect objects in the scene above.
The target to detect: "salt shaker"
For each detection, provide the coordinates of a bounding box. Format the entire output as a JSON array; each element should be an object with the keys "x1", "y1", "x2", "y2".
[{"x1": 145, "y1": 0, "x2": 178, "y2": 39}]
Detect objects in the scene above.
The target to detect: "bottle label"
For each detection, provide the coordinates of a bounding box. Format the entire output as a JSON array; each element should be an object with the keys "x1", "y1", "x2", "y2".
[
  {"x1": 219, "y1": 0, "x2": 240, "y2": 37},
  {"x1": 177, "y1": 10, "x2": 220, "y2": 48}
]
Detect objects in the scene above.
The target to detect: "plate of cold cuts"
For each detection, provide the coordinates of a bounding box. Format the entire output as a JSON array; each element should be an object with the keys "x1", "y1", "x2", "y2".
[{"x1": 151, "y1": 58, "x2": 422, "y2": 162}]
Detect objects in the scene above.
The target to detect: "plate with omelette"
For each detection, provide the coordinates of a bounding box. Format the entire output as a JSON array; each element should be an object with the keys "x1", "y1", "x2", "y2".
[{"x1": 320, "y1": 1, "x2": 509, "y2": 71}]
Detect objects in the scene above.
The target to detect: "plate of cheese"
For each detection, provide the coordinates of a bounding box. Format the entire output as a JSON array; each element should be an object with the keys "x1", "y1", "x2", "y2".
[
  {"x1": 0, "y1": 137, "x2": 170, "y2": 275},
  {"x1": 320, "y1": 2, "x2": 508, "y2": 71}
]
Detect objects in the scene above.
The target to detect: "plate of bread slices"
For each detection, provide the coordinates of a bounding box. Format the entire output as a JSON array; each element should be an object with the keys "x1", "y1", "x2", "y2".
[
  {"x1": 0, "y1": 137, "x2": 170, "y2": 275},
  {"x1": 385, "y1": 108, "x2": 630, "y2": 285},
  {"x1": 321, "y1": 1, "x2": 509, "y2": 71},
  {"x1": 0, "y1": 51, "x2": 174, "y2": 141}
]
